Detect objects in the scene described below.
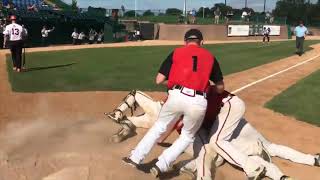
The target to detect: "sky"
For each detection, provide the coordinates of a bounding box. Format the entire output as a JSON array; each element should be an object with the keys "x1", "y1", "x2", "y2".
[{"x1": 63, "y1": 0, "x2": 318, "y2": 12}]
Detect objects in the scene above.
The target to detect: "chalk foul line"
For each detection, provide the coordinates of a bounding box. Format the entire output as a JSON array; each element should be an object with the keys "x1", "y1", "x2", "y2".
[{"x1": 232, "y1": 54, "x2": 320, "y2": 94}]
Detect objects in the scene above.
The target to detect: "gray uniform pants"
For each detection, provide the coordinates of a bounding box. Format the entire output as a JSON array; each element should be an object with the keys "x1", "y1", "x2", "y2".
[{"x1": 296, "y1": 37, "x2": 305, "y2": 54}]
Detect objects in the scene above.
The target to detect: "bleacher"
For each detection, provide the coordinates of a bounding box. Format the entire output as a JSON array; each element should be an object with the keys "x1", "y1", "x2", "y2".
[{"x1": 12, "y1": 0, "x2": 41, "y2": 8}]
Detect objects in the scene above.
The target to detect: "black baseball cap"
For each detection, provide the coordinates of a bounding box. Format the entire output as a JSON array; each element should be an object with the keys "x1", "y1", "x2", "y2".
[{"x1": 184, "y1": 29, "x2": 203, "y2": 41}]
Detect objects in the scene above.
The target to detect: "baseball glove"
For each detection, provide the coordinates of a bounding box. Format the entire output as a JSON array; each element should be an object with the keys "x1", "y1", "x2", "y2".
[{"x1": 110, "y1": 117, "x2": 136, "y2": 143}]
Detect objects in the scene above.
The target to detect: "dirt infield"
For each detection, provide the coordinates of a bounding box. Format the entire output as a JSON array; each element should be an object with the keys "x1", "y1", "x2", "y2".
[{"x1": 0, "y1": 41, "x2": 320, "y2": 180}]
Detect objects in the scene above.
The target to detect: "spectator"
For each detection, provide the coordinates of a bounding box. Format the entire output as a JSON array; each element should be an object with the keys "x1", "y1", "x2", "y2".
[
  {"x1": 71, "y1": 28, "x2": 79, "y2": 45},
  {"x1": 241, "y1": 10, "x2": 248, "y2": 22},
  {"x1": 294, "y1": 21, "x2": 308, "y2": 56},
  {"x1": 270, "y1": 16, "x2": 274, "y2": 24},
  {"x1": 265, "y1": 11, "x2": 271, "y2": 23},
  {"x1": 226, "y1": 10, "x2": 234, "y2": 24},
  {"x1": 78, "y1": 32, "x2": 86, "y2": 45},
  {"x1": 41, "y1": 25, "x2": 55, "y2": 47},
  {"x1": 214, "y1": 7, "x2": 221, "y2": 24},
  {"x1": 190, "y1": 8, "x2": 196, "y2": 24},
  {"x1": 97, "y1": 30, "x2": 104, "y2": 44},
  {"x1": 88, "y1": 29, "x2": 97, "y2": 44},
  {"x1": 134, "y1": 29, "x2": 141, "y2": 41},
  {"x1": 27, "y1": 4, "x2": 38, "y2": 12}
]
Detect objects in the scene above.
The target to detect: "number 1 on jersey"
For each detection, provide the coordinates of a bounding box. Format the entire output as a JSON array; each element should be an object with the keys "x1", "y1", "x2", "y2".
[{"x1": 192, "y1": 56, "x2": 198, "y2": 72}]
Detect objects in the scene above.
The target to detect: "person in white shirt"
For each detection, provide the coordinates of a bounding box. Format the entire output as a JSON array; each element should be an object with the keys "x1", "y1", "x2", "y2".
[
  {"x1": 3, "y1": 15, "x2": 27, "y2": 72},
  {"x1": 41, "y1": 25, "x2": 55, "y2": 47},
  {"x1": 77, "y1": 32, "x2": 86, "y2": 45},
  {"x1": 71, "y1": 28, "x2": 79, "y2": 45},
  {"x1": 97, "y1": 30, "x2": 104, "y2": 44},
  {"x1": 88, "y1": 28, "x2": 97, "y2": 44},
  {"x1": 242, "y1": 11, "x2": 248, "y2": 22}
]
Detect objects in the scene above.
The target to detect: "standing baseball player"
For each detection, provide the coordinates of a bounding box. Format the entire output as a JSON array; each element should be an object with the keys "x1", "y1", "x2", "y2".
[
  {"x1": 3, "y1": 15, "x2": 27, "y2": 73},
  {"x1": 262, "y1": 27, "x2": 271, "y2": 44},
  {"x1": 41, "y1": 25, "x2": 55, "y2": 47},
  {"x1": 122, "y1": 29, "x2": 223, "y2": 178}
]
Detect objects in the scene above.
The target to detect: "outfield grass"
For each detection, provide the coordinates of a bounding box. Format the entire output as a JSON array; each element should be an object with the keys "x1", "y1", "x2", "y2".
[
  {"x1": 6, "y1": 40, "x2": 320, "y2": 92},
  {"x1": 266, "y1": 70, "x2": 320, "y2": 126}
]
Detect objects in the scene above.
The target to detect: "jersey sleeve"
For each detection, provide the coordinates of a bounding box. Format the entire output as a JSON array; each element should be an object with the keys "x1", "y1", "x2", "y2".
[
  {"x1": 210, "y1": 58, "x2": 223, "y2": 84},
  {"x1": 158, "y1": 51, "x2": 174, "y2": 79},
  {"x1": 3, "y1": 26, "x2": 9, "y2": 35}
]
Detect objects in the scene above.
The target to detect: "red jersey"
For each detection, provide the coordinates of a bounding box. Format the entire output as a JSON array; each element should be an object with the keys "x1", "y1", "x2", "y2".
[
  {"x1": 174, "y1": 86, "x2": 230, "y2": 133},
  {"x1": 167, "y1": 44, "x2": 215, "y2": 92},
  {"x1": 201, "y1": 86, "x2": 230, "y2": 130}
]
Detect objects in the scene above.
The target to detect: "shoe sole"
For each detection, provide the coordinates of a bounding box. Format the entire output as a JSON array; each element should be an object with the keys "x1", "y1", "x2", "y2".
[
  {"x1": 180, "y1": 168, "x2": 196, "y2": 180},
  {"x1": 150, "y1": 167, "x2": 159, "y2": 178},
  {"x1": 122, "y1": 159, "x2": 137, "y2": 168}
]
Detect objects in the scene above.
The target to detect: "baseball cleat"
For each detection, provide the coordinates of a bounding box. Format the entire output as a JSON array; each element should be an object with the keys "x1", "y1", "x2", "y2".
[
  {"x1": 180, "y1": 166, "x2": 196, "y2": 180},
  {"x1": 150, "y1": 165, "x2": 161, "y2": 178},
  {"x1": 315, "y1": 153, "x2": 320, "y2": 167},
  {"x1": 122, "y1": 157, "x2": 138, "y2": 168},
  {"x1": 280, "y1": 175, "x2": 295, "y2": 180},
  {"x1": 258, "y1": 140, "x2": 272, "y2": 163},
  {"x1": 247, "y1": 166, "x2": 266, "y2": 180},
  {"x1": 104, "y1": 109, "x2": 123, "y2": 123}
]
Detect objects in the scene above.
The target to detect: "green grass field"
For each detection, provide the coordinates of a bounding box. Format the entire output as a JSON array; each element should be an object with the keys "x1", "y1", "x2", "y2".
[
  {"x1": 266, "y1": 70, "x2": 320, "y2": 126},
  {"x1": 6, "y1": 40, "x2": 320, "y2": 92}
]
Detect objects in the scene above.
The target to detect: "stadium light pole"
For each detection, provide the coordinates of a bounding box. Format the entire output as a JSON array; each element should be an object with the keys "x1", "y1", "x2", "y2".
[
  {"x1": 135, "y1": 0, "x2": 137, "y2": 17},
  {"x1": 184, "y1": 0, "x2": 187, "y2": 17},
  {"x1": 225, "y1": 0, "x2": 227, "y2": 6},
  {"x1": 264, "y1": 0, "x2": 266, "y2": 12},
  {"x1": 245, "y1": 0, "x2": 247, "y2": 8}
]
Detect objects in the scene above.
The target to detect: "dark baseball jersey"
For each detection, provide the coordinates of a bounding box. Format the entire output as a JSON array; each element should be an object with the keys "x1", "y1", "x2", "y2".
[
  {"x1": 201, "y1": 86, "x2": 231, "y2": 130},
  {"x1": 159, "y1": 44, "x2": 223, "y2": 92}
]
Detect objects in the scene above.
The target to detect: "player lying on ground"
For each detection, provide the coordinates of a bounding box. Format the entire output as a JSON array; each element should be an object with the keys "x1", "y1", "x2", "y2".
[{"x1": 106, "y1": 88, "x2": 320, "y2": 179}]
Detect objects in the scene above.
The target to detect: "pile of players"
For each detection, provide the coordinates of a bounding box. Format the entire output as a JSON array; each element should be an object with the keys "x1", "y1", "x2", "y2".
[{"x1": 106, "y1": 29, "x2": 319, "y2": 180}]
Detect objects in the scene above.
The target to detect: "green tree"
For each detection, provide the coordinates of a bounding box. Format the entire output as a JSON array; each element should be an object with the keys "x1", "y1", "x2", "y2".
[
  {"x1": 124, "y1": 10, "x2": 136, "y2": 17},
  {"x1": 71, "y1": 0, "x2": 78, "y2": 10},
  {"x1": 211, "y1": 3, "x2": 233, "y2": 17},
  {"x1": 166, "y1": 8, "x2": 183, "y2": 16},
  {"x1": 196, "y1": 7, "x2": 210, "y2": 17},
  {"x1": 143, "y1": 10, "x2": 155, "y2": 16}
]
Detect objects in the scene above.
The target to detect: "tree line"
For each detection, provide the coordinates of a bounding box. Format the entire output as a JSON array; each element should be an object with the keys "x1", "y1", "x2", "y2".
[{"x1": 123, "y1": 1, "x2": 320, "y2": 26}]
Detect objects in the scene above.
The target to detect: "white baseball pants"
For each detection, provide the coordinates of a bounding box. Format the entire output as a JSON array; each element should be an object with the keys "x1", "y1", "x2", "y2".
[
  {"x1": 196, "y1": 95, "x2": 263, "y2": 179},
  {"x1": 232, "y1": 120, "x2": 316, "y2": 166},
  {"x1": 129, "y1": 89, "x2": 207, "y2": 172}
]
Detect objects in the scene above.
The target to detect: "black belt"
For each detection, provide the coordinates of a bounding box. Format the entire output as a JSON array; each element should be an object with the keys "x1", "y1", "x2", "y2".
[{"x1": 172, "y1": 85, "x2": 206, "y2": 97}]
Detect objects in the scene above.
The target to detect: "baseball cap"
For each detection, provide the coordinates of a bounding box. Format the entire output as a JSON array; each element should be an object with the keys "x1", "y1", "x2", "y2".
[
  {"x1": 184, "y1": 29, "x2": 203, "y2": 41},
  {"x1": 10, "y1": 15, "x2": 17, "y2": 21}
]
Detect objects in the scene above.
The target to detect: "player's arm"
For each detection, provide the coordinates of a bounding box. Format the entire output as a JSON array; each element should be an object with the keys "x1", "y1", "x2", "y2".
[
  {"x1": 210, "y1": 58, "x2": 224, "y2": 94},
  {"x1": 156, "y1": 52, "x2": 173, "y2": 85},
  {"x1": 3, "y1": 27, "x2": 9, "y2": 48}
]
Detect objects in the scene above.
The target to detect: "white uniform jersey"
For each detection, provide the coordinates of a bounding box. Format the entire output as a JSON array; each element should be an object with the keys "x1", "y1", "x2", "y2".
[
  {"x1": 3, "y1": 23, "x2": 24, "y2": 41},
  {"x1": 71, "y1": 32, "x2": 79, "y2": 39},
  {"x1": 41, "y1": 29, "x2": 53, "y2": 37}
]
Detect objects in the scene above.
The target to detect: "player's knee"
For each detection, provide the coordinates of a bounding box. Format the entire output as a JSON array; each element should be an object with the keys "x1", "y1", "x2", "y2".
[{"x1": 180, "y1": 131, "x2": 195, "y2": 144}]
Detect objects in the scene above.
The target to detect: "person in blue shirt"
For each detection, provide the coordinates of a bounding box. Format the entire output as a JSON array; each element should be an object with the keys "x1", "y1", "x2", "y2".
[{"x1": 294, "y1": 21, "x2": 308, "y2": 56}]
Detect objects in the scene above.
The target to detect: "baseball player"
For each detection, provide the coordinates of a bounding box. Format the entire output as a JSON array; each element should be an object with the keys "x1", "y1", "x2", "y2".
[
  {"x1": 122, "y1": 29, "x2": 223, "y2": 178},
  {"x1": 262, "y1": 27, "x2": 271, "y2": 44},
  {"x1": 41, "y1": 25, "x2": 55, "y2": 47},
  {"x1": 107, "y1": 88, "x2": 320, "y2": 180},
  {"x1": 182, "y1": 117, "x2": 320, "y2": 180},
  {"x1": 3, "y1": 15, "x2": 27, "y2": 73}
]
